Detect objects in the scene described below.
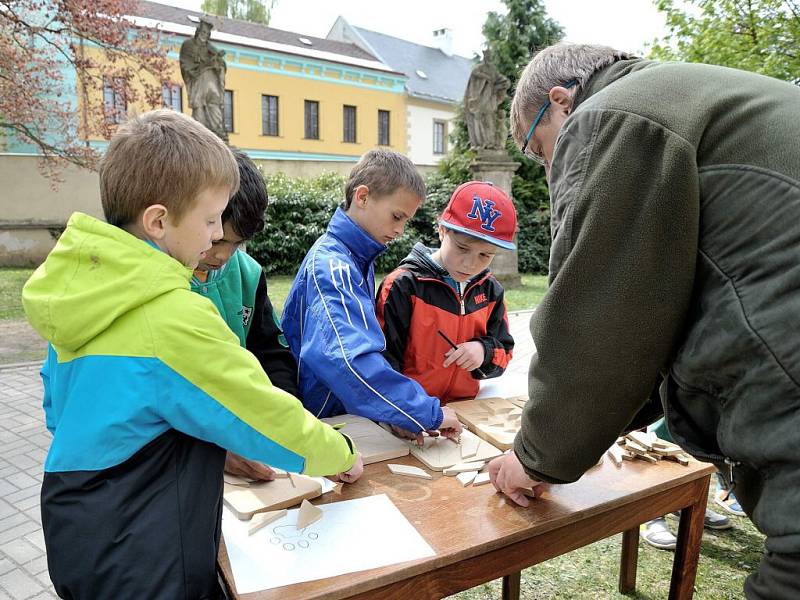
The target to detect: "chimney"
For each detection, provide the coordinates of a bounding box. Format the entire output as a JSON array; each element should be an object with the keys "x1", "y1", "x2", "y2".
[{"x1": 432, "y1": 28, "x2": 453, "y2": 56}]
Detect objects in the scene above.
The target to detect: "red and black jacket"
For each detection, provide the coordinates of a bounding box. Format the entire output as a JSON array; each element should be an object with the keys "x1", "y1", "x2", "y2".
[{"x1": 376, "y1": 242, "x2": 514, "y2": 403}]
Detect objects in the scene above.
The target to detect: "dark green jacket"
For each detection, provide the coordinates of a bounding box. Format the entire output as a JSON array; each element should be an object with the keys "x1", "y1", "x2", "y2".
[
  {"x1": 515, "y1": 59, "x2": 800, "y2": 553},
  {"x1": 191, "y1": 249, "x2": 298, "y2": 397}
]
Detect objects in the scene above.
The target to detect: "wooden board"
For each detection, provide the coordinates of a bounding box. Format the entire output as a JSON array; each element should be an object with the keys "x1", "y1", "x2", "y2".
[
  {"x1": 321, "y1": 414, "x2": 409, "y2": 465},
  {"x1": 223, "y1": 475, "x2": 322, "y2": 520},
  {"x1": 449, "y1": 398, "x2": 524, "y2": 450},
  {"x1": 408, "y1": 430, "x2": 502, "y2": 471}
]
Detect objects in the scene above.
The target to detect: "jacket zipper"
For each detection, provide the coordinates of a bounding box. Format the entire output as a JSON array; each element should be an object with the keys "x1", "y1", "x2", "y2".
[{"x1": 414, "y1": 275, "x2": 489, "y2": 398}]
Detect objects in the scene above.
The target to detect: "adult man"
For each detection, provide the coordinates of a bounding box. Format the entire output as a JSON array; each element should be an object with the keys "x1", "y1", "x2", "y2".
[
  {"x1": 180, "y1": 18, "x2": 228, "y2": 141},
  {"x1": 488, "y1": 42, "x2": 800, "y2": 598}
]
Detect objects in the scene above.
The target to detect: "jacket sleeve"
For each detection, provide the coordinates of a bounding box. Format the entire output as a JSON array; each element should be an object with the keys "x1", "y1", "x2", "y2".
[
  {"x1": 245, "y1": 272, "x2": 300, "y2": 398},
  {"x1": 470, "y1": 286, "x2": 514, "y2": 379},
  {"x1": 151, "y1": 293, "x2": 357, "y2": 477},
  {"x1": 514, "y1": 108, "x2": 699, "y2": 484},
  {"x1": 41, "y1": 345, "x2": 55, "y2": 434},
  {"x1": 301, "y1": 253, "x2": 443, "y2": 432},
  {"x1": 375, "y1": 269, "x2": 413, "y2": 373}
]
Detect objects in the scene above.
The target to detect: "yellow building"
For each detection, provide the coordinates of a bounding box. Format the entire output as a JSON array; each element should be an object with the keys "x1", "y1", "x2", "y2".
[{"x1": 131, "y1": 1, "x2": 408, "y2": 174}]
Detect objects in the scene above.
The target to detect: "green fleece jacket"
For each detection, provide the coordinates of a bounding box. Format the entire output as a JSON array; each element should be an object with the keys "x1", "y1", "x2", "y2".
[{"x1": 516, "y1": 59, "x2": 800, "y2": 553}]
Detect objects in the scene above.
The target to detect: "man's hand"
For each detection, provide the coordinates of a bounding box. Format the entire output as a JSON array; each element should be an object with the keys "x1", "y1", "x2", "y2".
[
  {"x1": 488, "y1": 452, "x2": 546, "y2": 507},
  {"x1": 443, "y1": 341, "x2": 486, "y2": 371},
  {"x1": 224, "y1": 452, "x2": 275, "y2": 482},
  {"x1": 337, "y1": 453, "x2": 364, "y2": 484}
]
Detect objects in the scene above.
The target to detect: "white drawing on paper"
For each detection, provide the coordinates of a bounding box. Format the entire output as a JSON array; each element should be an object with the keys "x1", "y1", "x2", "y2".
[{"x1": 270, "y1": 524, "x2": 320, "y2": 551}]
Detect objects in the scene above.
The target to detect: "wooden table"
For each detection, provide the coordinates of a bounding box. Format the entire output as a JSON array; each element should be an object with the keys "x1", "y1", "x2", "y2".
[{"x1": 219, "y1": 455, "x2": 715, "y2": 600}]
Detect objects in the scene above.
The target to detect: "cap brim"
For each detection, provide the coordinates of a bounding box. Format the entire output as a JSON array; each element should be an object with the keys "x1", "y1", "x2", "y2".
[{"x1": 440, "y1": 221, "x2": 516, "y2": 250}]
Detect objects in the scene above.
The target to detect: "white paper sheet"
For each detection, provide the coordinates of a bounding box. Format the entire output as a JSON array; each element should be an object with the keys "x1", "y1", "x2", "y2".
[
  {"x1": 222, "y1": 494, "x2": 435, "y2": 593},
  {"x1": 476, "y1": 369, "x2": 529, "y2": 399}
]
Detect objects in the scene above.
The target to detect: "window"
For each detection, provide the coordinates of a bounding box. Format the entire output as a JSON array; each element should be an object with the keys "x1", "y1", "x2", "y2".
[
  {"x1": 262, "y1": 95, "x2": 279, "y2": 136},
  {"x1": 343, "y1": 105, "x2": 356, "y2": 143},
  {"x1": 103, "y1": 77, "x2": 127, "y2": 124},
  {"x1": 161, "y1": 83, "x2": 182, "y2": 112},
  {"x1": 223, "y1": 90, "x2": 234, "y2": 133},
  {"x1": 433, "y1": 120, "x2": 447, "y2": 154},
  {"x1": 378, "y1": 110, "x2": 390, "y2": 145},
  {"x1": 304, "y1": 100, "x2": 319, "y2": 139}
]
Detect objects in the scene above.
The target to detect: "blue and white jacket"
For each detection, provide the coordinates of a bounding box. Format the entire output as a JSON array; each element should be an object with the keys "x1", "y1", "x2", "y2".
[{"x1": 282, "y1": 207, "x2": 444, "y2": 432}]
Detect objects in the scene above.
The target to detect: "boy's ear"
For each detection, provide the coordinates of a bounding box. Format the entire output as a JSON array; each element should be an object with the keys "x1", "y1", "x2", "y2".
[
  {"x1": 141, "y1": 204, "x2": 169, "y2": 241},
  {"x1": 437, "y1": 224, "x2": 447, "y2": 242},
  {"x1": 353, "y1": 184, "x2": 369, "y2": 207}
]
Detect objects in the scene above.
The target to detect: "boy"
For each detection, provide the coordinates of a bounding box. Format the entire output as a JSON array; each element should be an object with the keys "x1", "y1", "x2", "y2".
[
  {"x1": 192, "y1": 148, "x2": 297, "y2": 481},
  {"x1": 377, "y1": 181, "x2": 515, "y2": 402},
  {"x1": 22, "y1": 110, "x2": 362, "y2": 600},
  {"x1": 282, "y1": 149, "x2": 461, "y2": 442}
]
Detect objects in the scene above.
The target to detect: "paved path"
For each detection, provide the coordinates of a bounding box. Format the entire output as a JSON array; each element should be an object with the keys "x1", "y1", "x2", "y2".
[{"x1": 0, "y1": 311, "x2": 536, "y2": 598}]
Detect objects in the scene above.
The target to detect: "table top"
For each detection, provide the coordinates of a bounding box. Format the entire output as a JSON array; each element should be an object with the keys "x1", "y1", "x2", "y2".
[{"x1": 220, "y1": 453, "x2": 715, "y2": 599}]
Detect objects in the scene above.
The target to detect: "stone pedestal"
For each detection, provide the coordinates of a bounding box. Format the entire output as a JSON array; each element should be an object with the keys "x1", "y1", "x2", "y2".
[{"x1": 470, "y1": 150, "x2": 521, "y2": 287}]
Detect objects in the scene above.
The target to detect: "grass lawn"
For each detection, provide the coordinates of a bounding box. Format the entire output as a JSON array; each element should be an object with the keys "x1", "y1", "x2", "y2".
[{"x1": 0, "y1": 268, "x2": 35, "y2": 320}]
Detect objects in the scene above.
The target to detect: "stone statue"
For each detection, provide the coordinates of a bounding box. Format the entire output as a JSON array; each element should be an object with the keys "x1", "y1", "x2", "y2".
[
  {"x1": 180, "y1": 18, "x2": 228, "y2": 141},
  {"x1": 464, "y1": 49, "x2": 510, "y2": 152}
]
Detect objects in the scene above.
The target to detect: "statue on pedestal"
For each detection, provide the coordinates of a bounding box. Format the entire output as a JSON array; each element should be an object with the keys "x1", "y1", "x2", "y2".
[
  {"x1": 180, "y1": 18, "x2": 228, "y2": 141},
  {"x1": 464, "y1": 49, "x2": 510, "y2": 154}
]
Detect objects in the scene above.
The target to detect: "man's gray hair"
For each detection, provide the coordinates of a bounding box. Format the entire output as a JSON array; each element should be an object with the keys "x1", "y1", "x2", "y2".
[{"x1": 510, "y1": 43, "x2": 636, "y2": 147}]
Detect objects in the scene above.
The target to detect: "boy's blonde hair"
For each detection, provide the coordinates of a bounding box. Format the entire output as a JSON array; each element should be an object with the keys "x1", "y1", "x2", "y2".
[
  {"x1": 344, "y1": 149, "x2": 425, "y2": 209},
  {"x1": 99, "y1": 109, "x2": 239, "y2": 226}
]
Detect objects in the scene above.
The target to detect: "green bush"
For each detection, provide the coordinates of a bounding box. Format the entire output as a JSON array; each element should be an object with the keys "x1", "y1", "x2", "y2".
[{"x1": 248, "y1": 171, "x2": 459, "y2": 275}]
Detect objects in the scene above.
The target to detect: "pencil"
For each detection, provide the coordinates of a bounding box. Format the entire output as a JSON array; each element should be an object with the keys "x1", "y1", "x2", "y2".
[{"x1": 437, "y1": 330, "x2": 485, "y2": 377}]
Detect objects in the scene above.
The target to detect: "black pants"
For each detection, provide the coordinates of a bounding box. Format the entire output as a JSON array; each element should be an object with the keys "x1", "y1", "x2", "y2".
[{"x1": 745, "y1": 551, "x2": 800, "y2": 599}]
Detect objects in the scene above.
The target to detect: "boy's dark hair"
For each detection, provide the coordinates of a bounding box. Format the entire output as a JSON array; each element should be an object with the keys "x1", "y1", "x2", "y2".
[
  {"x1": 344, "y1": 149, "x2": 425, "y2": 209},
  {"x1": 223, "y1": 149, "x2": 267, "y2": 240}
]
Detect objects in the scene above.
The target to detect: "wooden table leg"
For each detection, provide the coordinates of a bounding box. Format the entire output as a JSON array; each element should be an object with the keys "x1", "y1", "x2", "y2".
[
  {"x1": 502, "y1": 571, "x2": 521, "y2": 600},
  {"x1": 669, "y1": 476, "x2": 711, "y2": 600},
  {"x1": 619, "y1": 526, "x2": 639, "y2": 594}
]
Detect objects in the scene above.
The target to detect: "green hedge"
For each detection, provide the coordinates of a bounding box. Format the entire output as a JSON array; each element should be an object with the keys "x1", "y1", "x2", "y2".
[{"x1": 248, "y1": 168, "x2": 551, "y2": 276}]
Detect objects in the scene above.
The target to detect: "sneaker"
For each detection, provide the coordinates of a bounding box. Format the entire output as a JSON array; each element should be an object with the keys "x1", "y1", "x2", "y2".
[
  {"x1": 669, "y1": 508, "x2": 733, "y2": 530},
  {"x1": 714, "y1": 488, "x2": 746, "y2": 517},
  {"x1": 640, "y1": 517, "x2": 676, "y2": 550}
]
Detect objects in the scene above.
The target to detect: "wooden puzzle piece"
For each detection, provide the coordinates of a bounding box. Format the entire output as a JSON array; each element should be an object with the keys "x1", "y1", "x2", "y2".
[
  {"x1": 443, "y1": 461, "x2": 485, "y2": 476},
  {"x1": 449, "y1": 398, "x2": 524, "y2": 451},
  {"x1": 460, "y1": 436, "x2": 480, "y2": 459},
  {"x1": 472, "y1": 472, "x2": 491, "y2": 486},
  {"x1": 296, "y1": 499, "x2": 323, "y2": 529},
  {"x1": 248, "y1": 509, "x2": 287, "y2": 535},
  {"x1": 388, "y1": 463, "x2": 432, "y2": 479},
  {"x1": 457, "y1": 471, "x2": 478, "y2": 486},
  {"x1": 607, "y1": 444, "x2": 624, "y2": 467},
  {"x1": 408, "y1": 430, "x2": 502, "y2": 471}
]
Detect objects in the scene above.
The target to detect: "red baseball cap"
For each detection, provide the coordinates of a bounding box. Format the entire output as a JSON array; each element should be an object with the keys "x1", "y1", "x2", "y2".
[{"x1": 439, "y1": 181, "x2": 517, "y2": 250}]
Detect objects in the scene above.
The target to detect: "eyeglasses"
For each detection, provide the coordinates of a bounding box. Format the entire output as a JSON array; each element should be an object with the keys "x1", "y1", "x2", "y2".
[{"x1": 520, "y1": 80, "x2": 578, "y2": 165}]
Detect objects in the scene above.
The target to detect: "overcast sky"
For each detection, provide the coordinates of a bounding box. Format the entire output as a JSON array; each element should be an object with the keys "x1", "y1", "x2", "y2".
[{"x1": 160, "y1": 0, "x2": 667, "y2": 58}]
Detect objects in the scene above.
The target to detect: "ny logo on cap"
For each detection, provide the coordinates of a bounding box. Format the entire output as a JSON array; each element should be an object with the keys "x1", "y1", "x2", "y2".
[{"x1": 467, "y1": 195, "x2": 502, "y2": 232}]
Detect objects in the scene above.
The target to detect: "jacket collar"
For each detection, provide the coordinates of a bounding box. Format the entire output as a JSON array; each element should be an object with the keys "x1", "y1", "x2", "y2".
[
  {"x1": 326, "y1": 207, "x2": 386, "y2": 266},
  {"x1": 574, "y1": 58, "x2": 650, "y2": 110}
]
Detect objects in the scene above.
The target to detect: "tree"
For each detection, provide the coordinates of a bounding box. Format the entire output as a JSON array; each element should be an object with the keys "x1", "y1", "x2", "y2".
[
  {"x1": 0, "y1": 1, "x2": 170, "y2": 178},
  {"x1": 649, "y1": 0, "x2": 800, "y2": 84},
  {"x1": 439, "y1": 0, "x2": 563, "y2": 274},
  {"x1": 200, "y1": 0, "x2": 276, "y2": 26}
]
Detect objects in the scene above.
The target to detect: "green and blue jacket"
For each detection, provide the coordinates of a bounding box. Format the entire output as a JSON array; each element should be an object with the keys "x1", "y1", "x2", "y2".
[{"x1": 22, "y1": 213, "x2": 356, "y2": 599}]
